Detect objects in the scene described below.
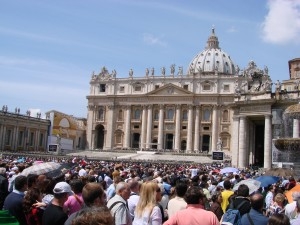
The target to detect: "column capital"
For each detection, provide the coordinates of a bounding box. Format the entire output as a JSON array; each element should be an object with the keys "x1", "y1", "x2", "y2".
[
  {"x1": 188, "y1": 105, "x2": 193, "y2": 110},
  {"x1": 175, "y1": 104, "x2": 181, "y2": 110},
  {"x1": 264, "y1": 114, "x2": 272, "y2": 119},
  {"x1": 147, "y1": 105, "x2": 153, "y2": 110},
  {"x1": 159, "y1": 104, "x2": 164, "y2": 110},
  {"x1": 107, "y1": 105, "x2": 115, "y2": 110}
]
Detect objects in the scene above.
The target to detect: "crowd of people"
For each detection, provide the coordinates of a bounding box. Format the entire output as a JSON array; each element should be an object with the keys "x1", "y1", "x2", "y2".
[{"x1": 0, "y1": 154, "x2": 299, "y2": 225}]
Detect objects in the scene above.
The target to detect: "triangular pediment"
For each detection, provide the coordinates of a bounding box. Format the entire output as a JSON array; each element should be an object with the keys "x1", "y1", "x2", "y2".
[{"x1": 146, "y1": 83, "x2": 194, "y2": 96}]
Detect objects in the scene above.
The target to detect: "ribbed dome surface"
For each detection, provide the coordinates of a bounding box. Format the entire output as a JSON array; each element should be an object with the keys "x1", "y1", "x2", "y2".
[{"x1": 188, "y1": 28, "x2": 236, "y2": 75}]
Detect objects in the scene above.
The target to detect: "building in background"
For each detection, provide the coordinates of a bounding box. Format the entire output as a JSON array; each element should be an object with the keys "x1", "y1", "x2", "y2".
[
  {"x1": 0, "y1": 107, "x2": 50, "y2": 152},
  {"x1": 46, "y1": 110, "x2": 86, "y2": 153},
  {"x1": 86, "y1": 28, "x2": 283, "y2": 168}
]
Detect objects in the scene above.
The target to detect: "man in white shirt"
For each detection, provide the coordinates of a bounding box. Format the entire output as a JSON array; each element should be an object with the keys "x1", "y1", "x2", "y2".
[
  {"x1": 127, "y1": 178, "x2": 140, "y2": 221},
  {"x1": 167, "y1": 180, "x2": 188, "y2": 218}
]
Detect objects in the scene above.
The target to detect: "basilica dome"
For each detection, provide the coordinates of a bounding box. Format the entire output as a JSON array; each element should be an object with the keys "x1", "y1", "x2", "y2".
[{"x1": 188, "y1": 28, "x2": 236, "y2": 75}]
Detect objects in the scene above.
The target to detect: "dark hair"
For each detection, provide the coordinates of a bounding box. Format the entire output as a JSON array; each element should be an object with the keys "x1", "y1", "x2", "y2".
[
  {"x1": 27, "y1": 174, "x2": 38, "y2": 188},
  {"x1": 184, "y1": 186, "x2": 205, "y2": 204},
  {"x1": 82, "y1": 183, "x2": 104, "y2": 207},
  {"x1": 14, "y1": 175, "x2": 27, "y2": 191},
  {"x1": 268, "y1": 214, "x2": 290, "y2": 225},
  {"x1": 175, "y1": 180, "x2": 188, "y2": 198},
  {"x1": 211, "y1": 191, "x2": 222, "y2": 203},
  {"x1": 69, "y1": 179, "x2": 84, "y2": 194},
  {"x1": 237, "y1": 184, "x2": 249, "y2": 197},
  {"x1": 23, "y1": 188, "x2": 41, "y2": 214},
  {"x1": 250, "y1": 193, "x2": 264, "y2": 211},
  {"x1": 223, "y1": 179, "x2": 231, "y2": 190},
  {"x1": 71, "y1": 206, "x2": 113, "y2": 225}
]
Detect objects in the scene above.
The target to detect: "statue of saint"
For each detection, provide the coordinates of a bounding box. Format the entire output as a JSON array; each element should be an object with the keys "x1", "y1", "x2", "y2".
[
  {"x1": 275, "y1": 80, "x2": 281, "y2": 91},
  {"x1": 151, "y1": 67, "x2": 155, "y2": 76},
  {"x1": 145, "y1": 68, "x2": 149, "y2": 76},
  {"x1": 161, "y1": 67, "x2": 166, "y2": 76},
  {"x1": 129, "y1": 69, "x2": 133, "y2": 77},
  {"x1": 170, "y1": 64, "x2": 175, "y2": 76}
]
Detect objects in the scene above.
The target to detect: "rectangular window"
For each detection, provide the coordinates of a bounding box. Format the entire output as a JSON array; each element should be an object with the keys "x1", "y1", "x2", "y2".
[
  {"x1": 120, "y1": 86, "x2": 125, "y2": 92},
  {"x1": 18, "y1": 131, "x2": 24, "y2": 146},
  {"x1": 5, "y1": 129, "x2": 11, "y2": 145},
  {"x1": 134, "y1": 86, "x2": 142, "y2": 92},
  {"x1": 182, "y1": 126, "x2": 187, "y2": 130},
  {"x1": 155, "y1": 85, "x2": 160, "y2": 89},
  {"x1": 133, "y1": 125, "x2": 139, "y2": 129},
  {"x1": 30, "y1": 132, "x2": 34, "y2": 146},
  {"x1": 203, "y1": 84, "x2": 211, "y2": 91},
  {"x1": 39, "y1": 133, "x2": 44, "y2": 146},
  {"x1": 99, "y1": 84, "x2": 106, "y2": 92},
  {"x1": 224, "y1": 84, "x2": 229, "y2": 92},
  {"x1": 183, "y1": 85, "x2": 188, "y2": 90}
]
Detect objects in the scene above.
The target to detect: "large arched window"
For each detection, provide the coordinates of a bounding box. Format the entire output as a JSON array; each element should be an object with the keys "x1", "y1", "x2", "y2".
[
  {"x1": 166, "y1": 108, "x2": 174, "y2": 120},
  {"x1": 203, "y1": 109, "x2": 211, "y2": 121},
  {"x1": 153, "y1": 110, "x2": 159, "y2": 121},
  {"x1": 134, "y1": 109, "x2": 141, "y2": 120},
  {"x1": 182, "y1": 110, "x2": 188, "y2": 121}
]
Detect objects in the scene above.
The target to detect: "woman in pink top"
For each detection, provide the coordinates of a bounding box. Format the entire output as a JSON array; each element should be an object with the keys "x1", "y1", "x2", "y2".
[{"x1": 63, "y1": 179, "x2": 84, "y2": 216}]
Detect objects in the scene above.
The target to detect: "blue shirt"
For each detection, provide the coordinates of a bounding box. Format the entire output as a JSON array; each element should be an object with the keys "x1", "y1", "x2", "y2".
[{"x1": 241, "y1": 208, "x2": 268, "y2": 225}]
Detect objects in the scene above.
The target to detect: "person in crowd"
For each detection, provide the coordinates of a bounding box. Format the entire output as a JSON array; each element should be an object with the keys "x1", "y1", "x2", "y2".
[
  {"x1": 127, "y1": 178, "x2": 141, "y2": 221},
  {"x1": 157, "y1": 182, "x2": 167, "y2": 222},
  {"x1": 167, "y1": 180, "x2": 188, "y2": 218},
  {"x1": 71, "y1": 206, "x2": 114, "y2": 225},
  {"x1": 107, "y1": 181, "x2": 132, "y2": 225},
  {"x1": 221, "y1": 179, "x2": 234, "y2": 213},
  {"x1": 65, "y1": 182, "x2": 107, "y2": 225},
  {"x1": 229, "y1": 184, "x2": 251, "y2": 216},
  {"x1": 284, "y1": 191, "x2": 300, "y2": 220},
  {"x1": 3, "y1": 175, "x2": 28, "y2": 225},
  {"x1": 133, "y1": 181, "x2": 162, "y2": 225},
  {"x1": 209, "y1": 191, "x2": 223, "y2": 221},
  {"x1": 268, "y1": 214, "x2": 290, "y2": 225},
  {"x1": 23, "y1": 187, "x2": 44, "y2": 225},
  {"x1": 0, "y1": 167, "x2": 9, "y2": 209},
  {"x1": 160, "y1": 176, "x2": 171, "y2": 212},
  {"x1": 266, "y1": 193, "x2": 286, "y2": 217},
  {"x1": 290, "y1": 199, "x2": 300, "y2": 225},
  {"x1": 240, "y1": 193, "x2": 268, "y2": 225},
  {"x1": 265, "y1": 185, "x2": 275, "y2": 210},
  {"x1": 78, "y1": 165, "x2": 87, "y2": 177},
  {"x1": 42, "y1": 181, "x2": 73, "y2": 225},
  {"x1": 107, "y1": 175, "x2": 122, "y2": 201},
  {"x1": 104, "y1": 172, "x2": 113, "y2": 188},
  {"x1": 63, "y1": 179, "x2": 84, "y2": 216},
  {"x1": 27, "y1": 174, "x2": 38, "y2": 190},
  {"x1": 8, "y1": 166, "x2": 19, "y2": 192},
  {"x1": 163, "y1": 186, "x2": 220, "y2": 225},
  {"x1": 285, "y1": 176, "x2": 296, "y2": 191}
]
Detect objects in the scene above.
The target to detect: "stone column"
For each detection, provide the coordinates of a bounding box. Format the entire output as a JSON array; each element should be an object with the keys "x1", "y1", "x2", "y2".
[
  {"x1": 124, "y1": 106, "x2": 131, "y2": 149},
  {"x1": 140, "y1": 105, "x2": 147, "y2": 150},
  {"x1": 211, "y1": 105, "x2": 218, "y2": 152},
  {"x1": 105, "y1": 105, "x2": 115, "y2": 150},
  {"x1": 186, "y1": 105, "x2": 193, "y2": 153},
  {"x1": 146, "y1": 105, "x2": 153, "y2": 149},
  {"x1": 174, "y1": 105, "x2": 181, "y2": 152},
  {"x1": 238, "y1": 116, "x2": 246, "y2": 168},
  {"x1": 293, "y1": 119, "x2": 300, "y2": 138},
  {"x1": 264, "y1": 114, "x2": 272, "y2": 169},
  {"x1": 194, "y1": 106, "x2": 200, "y2": 153},
  {"x1": 231, "y1": 116, "x2": 239, "y2": 167},
  {"x1": 158, "y1": 105, "x2": 164, "y2": 150}
]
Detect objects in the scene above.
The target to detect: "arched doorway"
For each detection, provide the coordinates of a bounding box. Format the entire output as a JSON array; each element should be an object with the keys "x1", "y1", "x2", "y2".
[
  {"x1": 95, "y1": 125, "x2": 104, "y2": 149},
  {"x1": 181, "y1": 140, "x2": 187, "y2": 152},
  {"x1": 165, "y1": 134, "x2": 173, "y2": 150},
  {"x1": 132, "y1": 133, "x2": 140, "y2": 149}
]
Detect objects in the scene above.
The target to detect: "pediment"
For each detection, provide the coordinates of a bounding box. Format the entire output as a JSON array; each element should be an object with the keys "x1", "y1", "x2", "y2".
[{"x1": 147, "y1": 83, "x2": 193, "y2": 96}]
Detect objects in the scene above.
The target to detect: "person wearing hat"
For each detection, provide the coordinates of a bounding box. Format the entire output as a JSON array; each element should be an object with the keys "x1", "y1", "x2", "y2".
[{"x1": 42, "y1": 181, "x2": 72, "y2": 225}]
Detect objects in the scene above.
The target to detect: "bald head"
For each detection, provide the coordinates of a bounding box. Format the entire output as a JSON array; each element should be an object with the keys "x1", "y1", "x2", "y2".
[{"x1": 250, "y1": 193, "x2": 264, "y2": 211}]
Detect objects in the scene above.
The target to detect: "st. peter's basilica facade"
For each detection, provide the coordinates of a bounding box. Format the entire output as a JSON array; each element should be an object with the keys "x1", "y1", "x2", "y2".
[{"x1": 86, "y1": 29, "x2": 300, "y2": 169}]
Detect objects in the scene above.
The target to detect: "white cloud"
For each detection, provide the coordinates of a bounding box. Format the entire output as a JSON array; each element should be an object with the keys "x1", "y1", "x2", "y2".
[
  {"x1": 143, "y1": 33, "x2": 167, "y2": 47},
  {"x1": 227, "y1": 26, "x2": 237, "y2": 33},
  {"x1": 261, "y1": 0, "x2": 300, "y2": 44}
]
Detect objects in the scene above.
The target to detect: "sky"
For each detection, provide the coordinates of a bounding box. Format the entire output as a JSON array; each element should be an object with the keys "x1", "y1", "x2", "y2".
[{"x1": 1, "y1": 0, "x2": 300, "y2": 118}]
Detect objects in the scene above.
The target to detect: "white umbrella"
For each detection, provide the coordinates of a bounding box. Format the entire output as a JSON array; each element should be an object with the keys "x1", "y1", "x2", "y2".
[
  {"x1": 233, "y1": 179, "x2": 261, "y2": 195},
  {"x1": 220, "y1": 167, "x2": 239, "y2": 174},
  {"x1": 21, "y1": 162, "x2": 61, "y2": 176}
]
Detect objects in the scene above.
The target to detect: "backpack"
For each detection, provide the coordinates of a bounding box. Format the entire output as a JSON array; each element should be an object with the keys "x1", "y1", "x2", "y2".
[{"x1": 222, "y1": 201, "x2": 246, "y2": 225}]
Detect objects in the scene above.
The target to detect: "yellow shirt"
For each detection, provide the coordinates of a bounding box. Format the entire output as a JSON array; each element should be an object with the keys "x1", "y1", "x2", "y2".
[{"x1": 221, "y1": 190, "x2": 234, "y2": 213}]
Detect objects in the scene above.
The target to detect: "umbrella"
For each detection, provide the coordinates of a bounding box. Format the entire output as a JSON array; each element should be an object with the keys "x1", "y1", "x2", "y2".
[
  {"x1": 233, "y1": 179, "x2": 261, "y2": 195},
  {"x1": 21, "y1": 162, "x2": 61, "y2": 177},
  {"x1": 220, "y1": 167, "x2": 239, "y2": 174},
  {"x1": 254, "y1": 175, "x2": 280, "y2": 187},
  {"x1": 285, "y1": 184, "x2": 300, "y2": 203},
  {"x1": 264, "y1": 168, "x2": 294, "y2": 177}
]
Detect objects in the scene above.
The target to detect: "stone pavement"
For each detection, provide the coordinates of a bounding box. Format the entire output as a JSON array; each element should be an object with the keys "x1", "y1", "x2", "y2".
[{"x1": 66, "y1": 150, "x2": 214, "y2": 164}]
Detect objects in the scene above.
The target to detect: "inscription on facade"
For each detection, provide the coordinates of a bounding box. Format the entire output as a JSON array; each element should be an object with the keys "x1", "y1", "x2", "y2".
[{"x1": 240, "y1": 105, "x2": 269, "y2": 112}]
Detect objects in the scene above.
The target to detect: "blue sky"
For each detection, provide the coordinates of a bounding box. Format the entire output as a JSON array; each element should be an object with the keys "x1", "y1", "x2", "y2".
[{"x1": 1, "y1": 0, "x2": 300, "y2": 118}]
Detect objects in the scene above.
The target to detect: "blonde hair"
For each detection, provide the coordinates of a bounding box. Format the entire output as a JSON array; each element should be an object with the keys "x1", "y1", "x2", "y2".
[
  {"x1": 135, "y1": 182, "x2": 157, "y2": 218},
  {"x1": 274, "y1": 193, "x2": 285, "y2": 203}
]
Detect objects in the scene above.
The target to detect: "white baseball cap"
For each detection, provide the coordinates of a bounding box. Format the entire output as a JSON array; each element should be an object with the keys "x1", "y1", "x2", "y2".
[{"x1": 53, "y1": 182, "x2": 73, "y2": 195}]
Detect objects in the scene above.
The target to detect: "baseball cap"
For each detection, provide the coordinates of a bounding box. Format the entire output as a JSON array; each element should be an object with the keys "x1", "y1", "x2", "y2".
[{"x1": 53, "y1": 182, "x2": 73, "y2": 195}]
